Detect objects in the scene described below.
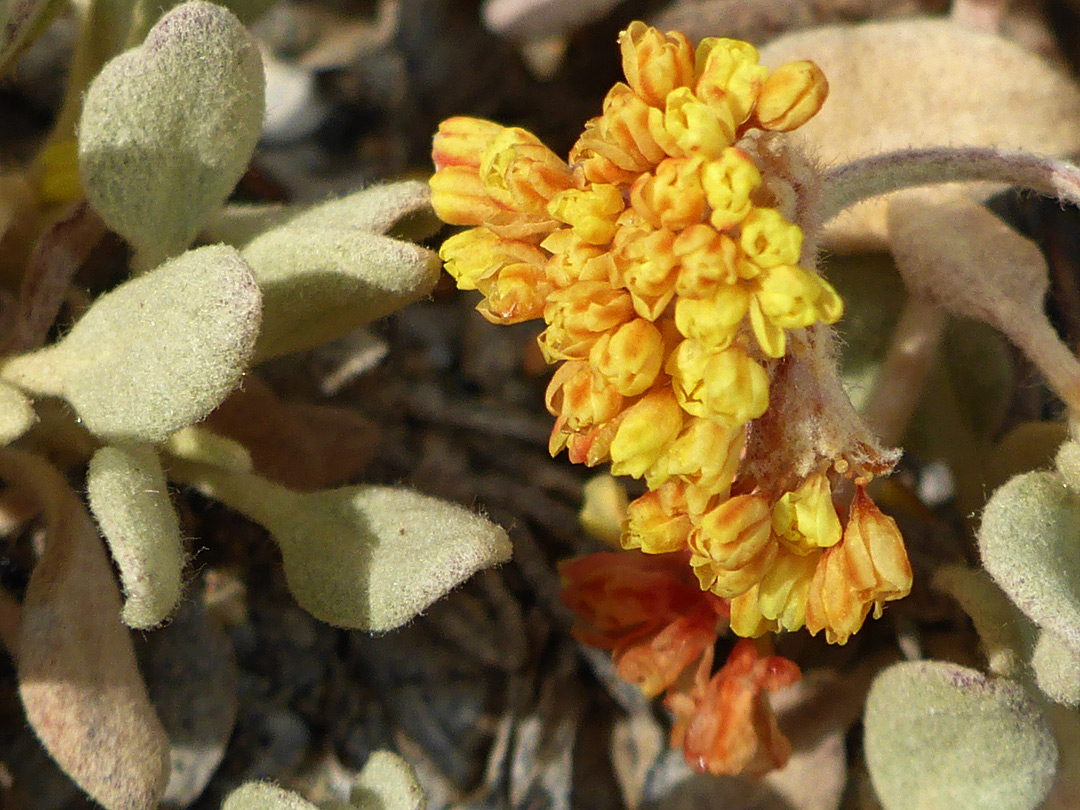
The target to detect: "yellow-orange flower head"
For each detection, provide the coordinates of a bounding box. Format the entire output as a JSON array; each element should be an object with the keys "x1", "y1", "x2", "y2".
[{"x1": 430, "y1": 20, "x2": 913, "y2": 776}]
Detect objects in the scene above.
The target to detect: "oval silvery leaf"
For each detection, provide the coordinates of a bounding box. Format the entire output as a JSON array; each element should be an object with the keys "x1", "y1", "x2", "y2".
[
  {"x1": 78, "y1": 0, "x2": 264, "y2": 268},
  {"x1": 1, "y1": 245, "x2": 262, "y2": 443}
]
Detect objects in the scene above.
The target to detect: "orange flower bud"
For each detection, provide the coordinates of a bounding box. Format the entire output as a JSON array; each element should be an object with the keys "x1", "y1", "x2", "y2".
[
  {"x1": 630, "y1": 155, "x2": 707, "y2": 230},
  {"x1": 545, "y1": 361, "x2": 624, "y2": 429},
  {"x1": 429, "y1": 165, "x2": 507, "y2": 227},
  {"x1": 614, "y1": 602, "x2": 722, "y2": 698},
  {"x1": 538, "y1": 281, "x2": 635, "y2": 361},
  {"x1": 672, "y1": 224, "x2": 742, "y2": 298},
  {"x1": 476, "y1": 261, "x2": 552, "y2": 324},
  {"x1": 693, "y1": 38, "x2": 767, "y2": 129},
  {"x1": 666, "y1": 340, "x2": 770, "y2": 427},
  {"x1": 667, "y1": 640, "x2": 799, "y2": 776},
  {"x1": 542, "y1": 229, "x2": 615, "y2": 289},
  {"x1": 431, "y1": 116, "x2": 505, "y2": 171},
  {"x1": 751, "y1": 60, "x2": 828, "y2": 132},
  {"x1": 623, "y1": 479, "x2": 693, "y2": 554},
  {"x1": 614, "y1": 227, "x2": 680, "y2": 319},
  {"x1": 571, "y1": 83, "x2": 669, "y2": 177},
  {"x1": 619, "y1": 22, "x2": 695, "y2": 108},
  {"x1": 479, "y1": 127, "x2": 575, "y2": 216},
  {"x1": 590, "y1": 318, "x2": 666, "y2": 396},
  {"x1": 804, "y1": 486, "x2": 913, "y2": 644},
  {"x1": 609, "y1": 387, "x2": 684, "y2": 478},
  {"x1": 689, "y1": 494, "x2": 776, "y2": 597},
  {"x1": 548, "y1": 184, "x2": 625, "y2": 245},
  {"x1": 771, "y1": 472, "x2": 843, "y2": 554}
]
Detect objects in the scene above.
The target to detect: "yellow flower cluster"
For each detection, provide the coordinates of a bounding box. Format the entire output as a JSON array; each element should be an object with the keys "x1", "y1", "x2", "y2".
[{"x1": 430, "y1": 22, "x2": 911, "y2": 644}]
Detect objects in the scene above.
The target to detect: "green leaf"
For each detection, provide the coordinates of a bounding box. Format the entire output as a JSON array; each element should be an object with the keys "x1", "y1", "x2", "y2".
[
  {"x1": 864, "y1": 660, "x2": 1058, "y2": 810},
  {"x1": 242, "y1": 226, "x2": 439, "y2": 362},
  {"x1": 351, "y1": 751, "x2": 425, "y2": 810},
  {"x1": 0, "y1": 245, "x2": 262, "y2": 443},
  {"x1": 86, "y1": 444, "x2": 185, "y2": 629},
  {"x1": 0, "y1": 380, "x2": 36, "y2": 445},
  {"x1": 167, "y1": 464, "x2": 511, "y2": 631},
  {"x1": 78, "y1": 0, "x2": 264, "y2": 268},
  {"x1": 1031, "y1": 627, "x2": 1080, "y2": 708},
  {"x1": 222, "y1": 782, "x2": 319, "y2": 810},
  {"x1": 978, "y1": 471, "x2": 1080, "y2": 656}
]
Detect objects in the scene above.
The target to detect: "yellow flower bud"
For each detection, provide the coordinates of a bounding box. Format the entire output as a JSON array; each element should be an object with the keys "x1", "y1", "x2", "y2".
[
  {"x1": 672, "y1": 224, "x2": 742, "y2": 298},
  {"x1": 623, "y1": 479, "x2": 693, "y2": 554},
  {"x1": 590, "y1": 318, "x2": 666, "y2": 396},
  {"x1": 645, "y1": 417, "x2": 744, "y2": 503},
  {"x1": 539, "y1": 281, "x2": 635, "y2": 361},
  {"x1": 740, "y1": 208, "x2": 803, "y2": 269},
  {"x1": 545, "y1": 360, "x2": 624, "y2": 430},
  {"x1": 772, "y1": 472, "x2": 843, "y2": 554},
  {"x1": 729, "y1": 584, "x2": 779, "y2": 637},
  {"x1": 609, "y1": 388, "x2": 684, "y2": 478},
  {"x1": 630, "y1": 155, "x2": 708, "y2": 230},
  {"x1": 548, "y1": 184, "x2": 625, "y2": 245},
  {"x1": 619, "y1": 21, "x2": 695, "y2": 108},
  {"x1": 689, "y1": 494, "x2": 776, "y2": 597},
  {"x1": 476, "y1": 261, "x2": 552, "y2": 324},
  {"x1": 661, "y1": 88, "x2": 736, "y2": 158},
  {"x1": 694, "y1": 38, "x2": 767, "y2": 128},
  {"x1": 615, "y1": 227, "x2": 680, "y2": 319},
  {"x1": 702, "y1": 148, "x2": 761, "y2": 232},
  {"x1": 666, "y1": 340, "x2": 770, "y2": 427},
  {"x1": 479, "y1": 127, "x2": 575, "y2": 216},
  {"x1": 674, "y1": 287, "x2": 751, "y2": 350},
  {"x1": 440, "y1": 227, "x2": 546, "y2": 291},
  {"x1": 756, "y1": 264, "x2": 828, "y2": 330},
  {"x1": 542, "y1": 229, "x2": 615, "y2": 288},
  {"x1": 751, "y1": 60, "x2": 828, "y2": 132},
  {"x1": 756, "y1": 546, "x2": 821, "y2": 631}
]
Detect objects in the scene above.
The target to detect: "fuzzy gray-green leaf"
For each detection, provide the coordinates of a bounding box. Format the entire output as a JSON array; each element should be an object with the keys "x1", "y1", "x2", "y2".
[
  {"x1": 1031, "y1": 627, "x2": 1080, "y2": 707},
  {"x1": 865, "y1": 661, "x2": 1057, "y2": 810},
  {"x1": 242, "y1": 226, "x2": 440, "y2": 362},
  {"x1": 78, "y1": 0, "x2": 264, "y2": 266},
  {"x1": 87, "y1": 444, "x2": 185, "y2": 629},
  {"x1": 0, "y1": 380, "x2": 36, "y2": 444},
  {"x1": 351, "y1": 751, "x2": 425, "y2": 810},
  {"x1": 1, "y1": 245, "x2": 262, "y2": 443},
  {"x1": 222, "y1": 782, "x2": 319, "y2": 810},
  {"x1": 978, "y1": 471, "x2": 1080, "y2": 656}
]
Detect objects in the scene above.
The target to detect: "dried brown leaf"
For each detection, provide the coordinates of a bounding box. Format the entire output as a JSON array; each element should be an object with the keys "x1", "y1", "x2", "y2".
[
  {"x1": 759, "y1": 19, "x2": 1080, "y2": 249},
  {"x1": 0, "y1": 449, "x2": 170, "y2": 810},
  {"x1": 204, "y1": 373, "x2": 379, "y2": 490}
]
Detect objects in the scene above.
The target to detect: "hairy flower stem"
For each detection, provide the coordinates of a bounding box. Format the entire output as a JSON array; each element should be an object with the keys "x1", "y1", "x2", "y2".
[
  {"x1": 861, "y1": 294, "x2": 947, "y2": 447},
  {"x1": 817, "y1": 147, "x2": 1080, "y2": 226}
]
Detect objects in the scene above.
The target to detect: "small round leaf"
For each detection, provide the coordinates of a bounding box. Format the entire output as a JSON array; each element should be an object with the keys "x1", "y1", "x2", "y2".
[
  {"x1": 1031, "y1": 627, "x2": 1080, "y2": 708},
  {"x1": 979, "y1": 471, "x2": 1080, "y2": 655},
  {"x1": 865, "y1": 661, "x2": 1058, "y2": 810}
]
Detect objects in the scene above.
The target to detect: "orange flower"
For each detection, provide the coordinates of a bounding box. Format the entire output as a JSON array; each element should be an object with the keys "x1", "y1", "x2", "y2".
[
  {"x1": 560, "y1": 551, "x2": 727, "y2": 696},
  {"x1": 805, "y1": 485, "x2": 913, "y2": 644},
  {"x1": 667, "y1": 639, "x2": 800, "y2": 776}
]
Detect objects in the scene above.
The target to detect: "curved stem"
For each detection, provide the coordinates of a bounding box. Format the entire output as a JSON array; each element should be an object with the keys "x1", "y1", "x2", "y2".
[{"x1": 818, "y1": 147, "x2": 1080, "y2": 225}]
